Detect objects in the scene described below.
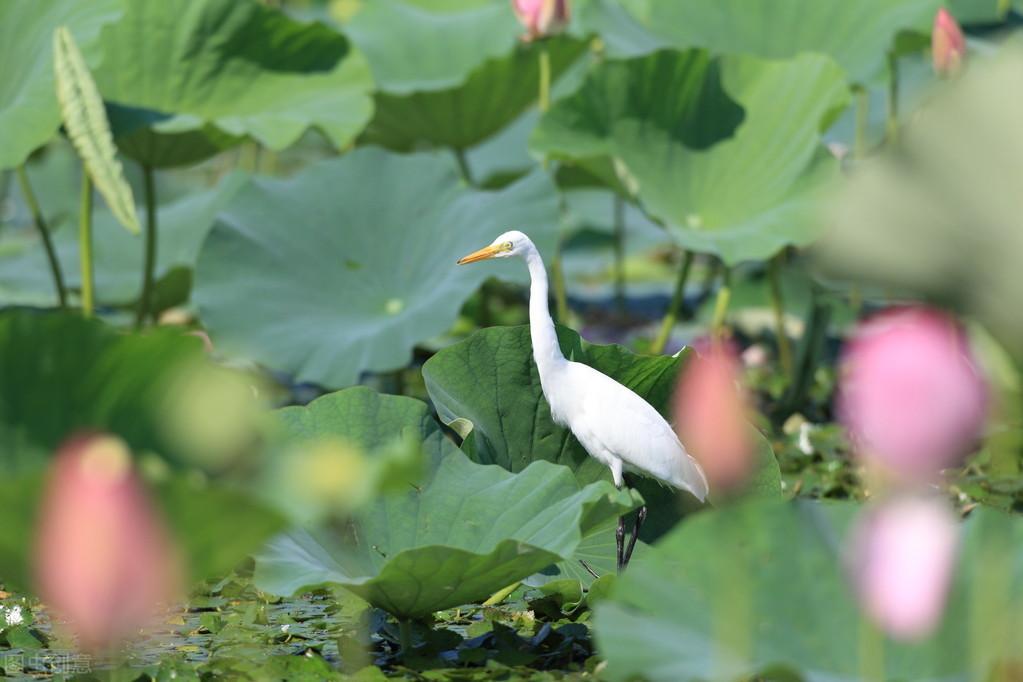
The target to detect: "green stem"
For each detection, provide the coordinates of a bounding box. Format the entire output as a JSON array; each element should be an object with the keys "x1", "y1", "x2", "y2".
[
  {"x1": 768, "y1": 256, "x2": 794, "y2": 380},
  {"x1": 710, "y1": 268, "x2": 732, "y2": 339},
  {"x1": 613, "y1": 194, "x2": 626, "y2": 315},
  {"x1": 779, "y1": 286, "x2": 832, "y2": 419},
  {"x1": 136, "y1": 164, "x2": 158, "y2": 329},
  {"x1": 538, "y1": 47, "x2": 551, "y2": 113},
  {"x1": 453, "y1": 148, "x2": 474, "y2": 186},
  {"x1": 854, "y1": 87, "x2": 870, "y2": 159},
  {"x1": 17, "y1": 166, "x2": 67, "y2": 308},
  {"x1": 397, "y1": 619, "x2": 412, "y2": 655},
  {"x1": 551, "y1": 248, "x2": 569, "y2": 324},
  {"x1": 858, "y1": 617, "x2": 885, "y2": 682},
  {"x1": 78, "y1": 173, "x2": 94, "y2": 318},
  {"x1": 886, "y1": 51, "x2": 899, "y2": 144},
  {"x1": 651, "y1": 251, "x2": 694, "y2": 354},
  {"x1": 483, "y1": 581, "x2": 520, "y2": 606}
]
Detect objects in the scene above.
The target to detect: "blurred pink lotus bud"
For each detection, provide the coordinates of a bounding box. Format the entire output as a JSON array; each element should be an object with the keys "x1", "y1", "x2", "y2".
[
  {"x1": 837, "y1": 307, "x2": 987, "y2": 481},
  {"x1": 932, "y1": 8, "x2": 965, "y2": 76},
  {"x1": 512, "y1": 0, "x2": 569, "y2": 41},
  {"x1": 848, "y1": 497, "x2": 959, "y2": 640},
  {"x1": 33, "y1": 434, "x2": 182, "y2": 652},
  {"x1": 674, "y1": 340, "x2": 754, "y2": 493}
]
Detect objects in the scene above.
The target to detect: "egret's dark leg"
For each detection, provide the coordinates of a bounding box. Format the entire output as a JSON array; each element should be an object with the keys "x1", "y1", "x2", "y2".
[
  {"x1": 616, "y1": 515, "x2": 626, "y2": 574},
  {"x1": 623, "y1": 505, "x2": 647, "y2": 568}
]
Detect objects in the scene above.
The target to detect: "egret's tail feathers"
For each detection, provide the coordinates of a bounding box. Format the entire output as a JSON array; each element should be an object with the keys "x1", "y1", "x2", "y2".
[{"x1": 673, "y1": 451, "x2": 709, "y2": 502}]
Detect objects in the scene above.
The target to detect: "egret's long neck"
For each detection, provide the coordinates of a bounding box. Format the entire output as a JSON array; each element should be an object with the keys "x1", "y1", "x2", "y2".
[{"x1": 525, "y1": 247, "x2": 566, "y2": 385}]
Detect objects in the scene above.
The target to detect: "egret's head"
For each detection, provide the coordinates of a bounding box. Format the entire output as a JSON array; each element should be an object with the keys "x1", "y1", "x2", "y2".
[{"x1": 457, "y1": 230, "x2": 531, "y2": 264}]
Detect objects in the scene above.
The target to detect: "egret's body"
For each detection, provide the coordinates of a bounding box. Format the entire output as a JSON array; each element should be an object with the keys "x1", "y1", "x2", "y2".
[{"x1": 459, "y1": 231, "x2": 708, "y2": 571}]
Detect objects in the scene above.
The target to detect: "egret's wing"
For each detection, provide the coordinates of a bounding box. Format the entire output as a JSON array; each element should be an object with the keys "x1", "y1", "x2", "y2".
[{"x1": 564, "y1": 363, "x2": 708, "y2": 501}]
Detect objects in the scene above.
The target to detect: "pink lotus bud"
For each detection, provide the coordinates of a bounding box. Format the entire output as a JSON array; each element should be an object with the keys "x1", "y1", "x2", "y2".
[
  {"x1": 33, "y1": 434, "x2": 182, "y2": 652},
  {"x1": 847, "y1": 497, "x2": 959, "y2": 640},
  {"x1": 674, "y1": 340, "x2": 754, "y2": 493},
  {"x1": 512, "y1": 0, "x2": 569, "y2": 41},
  {"x1": 837, "y1": 307, "x2": 987, "y2": 482},
  {"x1": 932, "y1": 8, "x2": 966, "y2": 76}
]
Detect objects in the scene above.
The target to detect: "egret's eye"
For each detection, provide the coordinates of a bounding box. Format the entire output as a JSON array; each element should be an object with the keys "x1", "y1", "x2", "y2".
[{"x1": 503, "y1": 241, "x2": 514, "y2": 251}]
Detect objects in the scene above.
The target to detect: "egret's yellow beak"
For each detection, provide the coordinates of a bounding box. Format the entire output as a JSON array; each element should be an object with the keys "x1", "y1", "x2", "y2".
[{"x1": 457, "y1": 243, "x2": 505, "y2": 264}]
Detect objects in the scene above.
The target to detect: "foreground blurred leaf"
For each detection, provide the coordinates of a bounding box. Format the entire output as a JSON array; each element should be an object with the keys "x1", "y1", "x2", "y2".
[
  {"x1": 194, "y1": 147, "x2": 559, "y2": 388},
  {"x1": 0, "y1": 309, "x2": 261, "y2": 471},
  {"x1": 0, "y1": 0, "x2": 122, "y2": 170},
  {"x1": 254, "y1": 389, "x2": 640, "y2": 619},
  {"x1": 259, "y1": 387, "x2": 433, "y2": 524},
  {"x1": 52, "y1": 26, "x2": 139, "y2": 234},
  {"x1": 349, "y1": 0, "x2": 585, "y2": 151},
  {"x1": 533, "y1": 51, "x2": 849, "y2": 264},
  {"x1": 613, "y1": 0, "x2": 937, "y2": 83},
  {"x1": 818, "y1": 46, "x2": 1023, "y2": 361},
  {"x1": 595, "y1": 499, "x2": 1023, "y2": 682},
  {"x1": 93, "y1": 0, "x2": 374, "y2": 167}
]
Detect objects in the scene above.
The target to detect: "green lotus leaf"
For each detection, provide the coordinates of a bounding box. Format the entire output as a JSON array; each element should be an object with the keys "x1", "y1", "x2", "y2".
[
  {"x1": 594, "y1": 499, "x2": 1023, "y2": 682},
  {"x1": 347, "y1": 0, "x2": 586, "y2": 151},
  {"x1": 0, "y1": 310, "x2": 283, "y2": 589},
  {"x1": 253, "y1": 387, "x2": 640, "y2": 619},
  {"x1": 92, "y1": 0, "x2": 374, "y2": 167},
  {"x1": 0, "y1": 309, "x2": 258, "y2": 472},
  {"x1": 0, "y1": 0, "x2": 122, "y2": 170},
  {"x1": 533, "y1": 51, "x2": 850, "y2": 264},
  {"x1": 0, "y1": 171, "x2": 247, "y2": 308},
  {"x1": 613, "y1": 0, "x2": 937, "y2": 83},
  {"x1": 194, "y1": 147, "x2": 560, "y2": 388}
]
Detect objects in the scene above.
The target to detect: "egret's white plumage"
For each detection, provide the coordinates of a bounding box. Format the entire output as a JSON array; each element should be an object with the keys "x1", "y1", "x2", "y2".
[{"x1": 458, "y1": 230, "x2": 708, "y2": 502}]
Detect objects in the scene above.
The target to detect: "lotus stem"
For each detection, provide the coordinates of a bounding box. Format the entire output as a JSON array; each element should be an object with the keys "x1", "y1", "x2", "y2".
[
  {"x1": 779, "y1": 285, "x2": 832, "y2": 419},
  {"x1": 136, "y1": 164, "x2": 157, "y2": 329},
  {"x1": 885, "y1": 51, "x2": 899, "y2": 144},
  {"x1": 538, "y1": 46, "x2": 551, "y2": 113},
  {"x1": 711, "y1": 268, "x2": 732, "y2": 339},
  {"x1": 858, "y1": 617, "x2": 885, "y2": 682},
  {"x1": 768, "y1": 255, "x2": 794, "y2": 380},
  {"x1": 613, "y1": 194, "x2": 626, "y2": 315},
  {"x1": 397, "y1": 619, "x2": 412, "y2": 655},
  {"x1": 854, "y1": 87, "x2": 869, "y2": 159},
  {"x1": 78, "y1": 172, "x2": 94, "y2": 318},
  {"x1": 17, "y1": 166, "x2": 67, "y2": 308},
  {"x1": 482, "y1": 581, "x2": 520, "y2": 606},
  {"x1": 453, "y1": 148, "x2": 474, "y2": 186},
  {"x1": 651, "y1": 251, "x2": 694, "y2": 355}
]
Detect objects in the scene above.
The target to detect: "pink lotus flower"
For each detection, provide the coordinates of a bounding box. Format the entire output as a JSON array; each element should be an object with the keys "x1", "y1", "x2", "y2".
[
  {"x1": 674, "y1": 340, "x2": 754, "y2": 493},
  {"x1": 512, "y1": 0, "x2": 569, "y2": 41},
  {"x1": 837, "y1": 307, "x2": 987, "y2": 482},
  {"x1": 33, "y1": 434, "x2": 182, "y2": 652},
  {"x1": 932, "y1": 8, "x2": 966, "y2": 76},
  {"x1": 848, "y1": 497, "x2": 959, "y2": 640}
]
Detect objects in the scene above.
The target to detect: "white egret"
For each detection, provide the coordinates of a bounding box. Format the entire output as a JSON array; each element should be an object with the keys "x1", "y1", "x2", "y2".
[{"x1": 458, "y1": 231, "x2": 708, "y2": 572}]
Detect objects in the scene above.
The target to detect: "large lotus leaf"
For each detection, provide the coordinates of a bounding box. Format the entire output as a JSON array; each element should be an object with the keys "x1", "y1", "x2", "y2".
[
  {"x1": 422, "y1": 324, "x2": 782, "y2": 545},
  {"x1": 91, "y1": 0, "x2": 374, "y2": 167},
  {"x1": 594, "y1": 499, "x2": 1023, "y2": 682},
  {"x1": 613, "y1": 0, "x2": 937, "y2": 83},
  {"x1": 533, "y1": 51, "x2": 850, "y2": 265},
  {"x1": 0, "y1": 0, "x2": 122, "y2": 170},
  {"x1": 252, "y1": 388, "x2": 640, "y2": 619},
  {"x1": 346, "y1": 0, "x2": 585, "y2": 151},
  {"x1": 569, "y1": 0, "x2": 668, "y2": 58},
  {"x1": 0, "y1": 309, "x2": 259, "y2": 472},
  {"x1": 194, "y1": 147, "x2": 559, "y2": 388},
  {"x1": 0, "y1": 172, "x2": 247, "y2": 308}
]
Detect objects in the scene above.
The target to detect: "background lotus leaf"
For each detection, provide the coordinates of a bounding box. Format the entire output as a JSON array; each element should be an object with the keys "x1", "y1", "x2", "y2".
[
  {"x1": 194, "y1": 147, "x2": 560, "y2": 388},
  {"x1": 610, "y1": 0, "x2": 938, "y2": 83},
  {"x1": 347, "y1": 0, "x2": 586, "y2": 151},
  {"x1": 92, "y1": 0, "x2": 374, "y2": 167},
  {"x1": 0, "y1": 0, "x2": 122, "y2": 170},
  {"x1": 252, "y1": 387, "x2": 640, "y2": 619},
  {"x1": 533, "y1": 51, "x2": 850, "y2": 264},
  {"x1": 595, "y1": 499, "x2": 1023, "y2": 682}
]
